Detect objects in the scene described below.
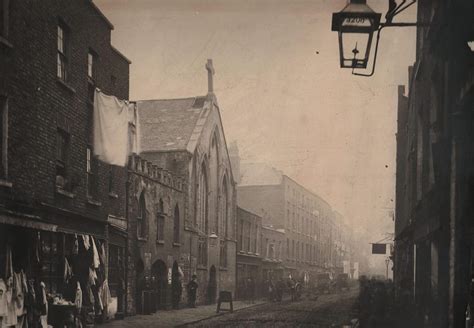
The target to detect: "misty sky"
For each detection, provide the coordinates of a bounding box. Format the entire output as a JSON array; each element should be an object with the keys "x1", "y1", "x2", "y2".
[{"x1": 95, "y1": 0, "x2": 416, "y2": 240}]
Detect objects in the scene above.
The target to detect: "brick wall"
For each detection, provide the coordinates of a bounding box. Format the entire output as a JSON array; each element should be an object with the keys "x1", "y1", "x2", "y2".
[{"x1": 0, "y1": 0, "x2": 130, "y2": 228}]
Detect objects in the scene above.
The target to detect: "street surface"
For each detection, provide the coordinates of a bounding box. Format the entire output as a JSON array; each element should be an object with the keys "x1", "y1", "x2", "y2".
[{"x1": 184, "y1": 288, "x2": 358, "y2": 328}]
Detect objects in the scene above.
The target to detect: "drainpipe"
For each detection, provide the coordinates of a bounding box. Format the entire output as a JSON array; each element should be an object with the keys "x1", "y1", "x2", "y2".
[{"x1": 124, "y1": 170, "x2": 130, "y2": 316}]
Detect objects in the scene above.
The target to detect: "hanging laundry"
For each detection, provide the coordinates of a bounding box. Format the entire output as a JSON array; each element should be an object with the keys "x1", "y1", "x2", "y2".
[
  {"x1": 73, "y1": 234, "x2": 79, "y2": 255},
  {"x1": 0, "y1": 278, "x2": 7, "y2": 317},
  {"x1": 2, "y1": 278, "x2": 17, "y2": 328},
  {"x1": 13, "y1": 271, "x2": 27, "y2": 317},
  {"x1": 4, "y1": 245, "x2": 12, "y2": 282},
  {"x1": 91, "y1": 236, "x2": 100, "y2": 269},
  {"x1": 35, "y1": 232, "x2": 41, "y2": 263},
  {"x1": 93, "y1": 89, "x2": 134, "y2": 166},
  {"x1": 100, "y1": 280, "x2": 112, "y2": 311},
  {"x1": 75, "y1": 282, "x2": 82, "y2": 312},
  {"x1": 64, "y1": 258, "x2": 73, "y2": 283},
  {"x1": 127, "y1": 102, "x2": 141, "y2": 154},
  {"x1": 39, "y1": 282, "x2": 48, "y2": 328},
  {"x1": 99, "y1": 243, "x2": 107, "y2": 269},
  {"x1": 82, "y1": 235, "x2": 90, "y2": 251},
  {"x1": 89, "y1": 268, "x2": 97, "y2": 286},
  {"x1": 26, "y1": 280, "x2": 36, "y2": 328}
]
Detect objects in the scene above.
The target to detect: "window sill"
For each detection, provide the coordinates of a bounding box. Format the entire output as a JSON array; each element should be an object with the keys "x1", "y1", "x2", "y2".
[
  {"x1": 108, "y1": 192, "x2": 119, "y2": 199},
  {"x1": 196, "y1": 265, "x2": 207, "y2": 271},
  {"x1": 156, "y1": 240, "x2": 165, "y2": 245},
  {"x1": 219, "y1": 267, "x2": 227, "y2": 271},
  {"x1": 0, "y1": 180, "x2": 12, "y2": 188},
  {"x1": 87, "y1": 198, "x2": 102, "y2": 207},
  {"x1": 137, "y1": 237, "x2": 147, "y2": 242},
  {"x1": 0, "y1": 36, "x2": 13, "y2": 48},
  {"x1": 173, "y1": 242, "x2": 181, "y2": 247},
  {"x1": 56, "y1": 78, "x2": 76, "y2": 94},
  {"x1": 55, "y1": 187, "x2": 75, "y2": 199}
]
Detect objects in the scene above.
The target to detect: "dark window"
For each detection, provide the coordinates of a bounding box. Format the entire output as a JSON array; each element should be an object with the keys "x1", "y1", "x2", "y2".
[
  {"x1": 219, "y1": 240, "x2": 227, "y2": 268},
  {"x1": 173, "y1": 205, "x2": 180, "y2": 244},
  {"x1": 55, "y1": 129, "x2": 69, "y2": 189},
  {"x1": 108, "y1": 244, "x2": 125, "y2": 311},
  {"x1": 57, "y1": 23, "x2": 68, "y2": 81},
  {"x1": 198, "y1": 236, "x2": 207, "y2": 266},
  {"x1": 40, "y1": 232, "x2": 62, "y2": 294},
  {"x1": 86, "y1": 146, "x2": 98, "y2": 199},
  {"x1": 137, "y1": 193, "x2": 146, "y2": 239},
  {"x1": 108, "y1": 168, "x2": 114, "y2": 194},
  {"x1": 87, "y1": 51, "x2": 96, "y2": 80},
  {"x1": 287, "y1": 239, "x2": 290, "y2": 259},
  {"x1": 111, "y1": 75, "x2": 117, "y2": 88},
  {"x1": 238, "y1": 219, "x2": 243, "y2": 251},
  {"x1": 0, "y1": 96, "x2": 7, "y2": 180},
  {"x1": 88, "y1": 83, "x2": 95, "y2": 104},
  {"x1": 157, "y1": 199, "x2": 165, "y2": 242},
  {"x1": 0, "y1": 0, "x2": 9, "y2": 38}
]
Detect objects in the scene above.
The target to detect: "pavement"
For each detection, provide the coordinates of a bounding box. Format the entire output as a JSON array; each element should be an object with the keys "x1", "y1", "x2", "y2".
[{"x1": 97, "y1": 299, "x2": 267, "y2": 328}]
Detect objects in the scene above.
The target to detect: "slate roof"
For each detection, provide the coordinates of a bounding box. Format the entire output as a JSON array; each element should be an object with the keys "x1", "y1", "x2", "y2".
[
  {"x1": 137, "y1": 96, "x2": 207, "y2": 152},
  {"x1": 238, "y1": 162, "x2": 283, "y2": 186}
]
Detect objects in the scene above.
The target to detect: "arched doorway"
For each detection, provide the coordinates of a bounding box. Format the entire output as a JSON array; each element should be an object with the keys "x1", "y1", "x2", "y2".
[
  {"x1": 207, "y1": 265, "x2": 217, "y2": 304},
  {"x1": 171, "y1": 261, "x2": 182, "y2": 309},
  {"x1": 151, "y1": 260, "x2": 168, "y2": 310},
  {"x1": 135, "y1": 259, "x2": 145, "y2": 314}
]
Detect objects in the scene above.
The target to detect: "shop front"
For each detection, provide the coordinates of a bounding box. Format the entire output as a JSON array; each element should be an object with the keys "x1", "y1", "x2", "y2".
[{"x1": 0, "y1": 211, "x2": 112, "y2": 328}]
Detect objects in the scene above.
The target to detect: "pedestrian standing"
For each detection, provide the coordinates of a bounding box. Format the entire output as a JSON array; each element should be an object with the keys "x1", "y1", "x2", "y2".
[{"x1": 187, "y1": 275, "x2": 198, "y2": 308}]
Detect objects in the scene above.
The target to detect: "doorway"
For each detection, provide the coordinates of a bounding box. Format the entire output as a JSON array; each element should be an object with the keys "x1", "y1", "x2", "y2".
[
  {"x1": 207, "y1": 265, "x2": 217, "y2": 304},
  {"x1": 151, "y1": 260, "x2": 168, "y2": 310},
  {"x1": 135, "y1": 259, "x2": 144, "y2": 314}
]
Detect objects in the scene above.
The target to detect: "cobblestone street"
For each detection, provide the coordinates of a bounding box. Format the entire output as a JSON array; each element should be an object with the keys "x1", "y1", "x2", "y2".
[
  {"x1": 97, "y1": 288, "x2": 358, "y2": 328},
  {"x1": 185, "y1": 288, "x2": 358, "y2": 328}
]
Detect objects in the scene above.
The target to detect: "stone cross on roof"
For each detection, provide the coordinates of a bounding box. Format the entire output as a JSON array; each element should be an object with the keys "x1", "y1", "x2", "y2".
[{"x1": 206, "y1": 59, "x2": 215, "y2": 94}]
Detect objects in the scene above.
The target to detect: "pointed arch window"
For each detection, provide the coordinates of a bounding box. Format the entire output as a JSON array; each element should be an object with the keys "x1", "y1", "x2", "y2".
[
  {"x1": 219, "y1": 176, "x2": 229, "y2": 238},
  {"x1": 197, "y1": 162, "x2": 208, "y2": 233},
  {"x1": 173, "y1": 205, "x2": 180, "y2": 244},
  {"x1": 137, "y1": 193, "x2": 147, "y2": 239},
  {"x1": 157, "y1": 198, "x2": 165, "y2": 243}
]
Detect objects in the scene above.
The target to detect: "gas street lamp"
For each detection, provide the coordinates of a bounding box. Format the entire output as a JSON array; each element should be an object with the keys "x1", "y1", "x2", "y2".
[
  {"x1": 331, "y1": 0, "x2": 422, "y2": 77},
  {"x1": 331, "y1": 0, "x2": 381, "y2": 69}
]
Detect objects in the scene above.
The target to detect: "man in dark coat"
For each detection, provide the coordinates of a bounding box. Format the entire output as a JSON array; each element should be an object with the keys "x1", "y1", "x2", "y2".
[{"x1": 187, "y1": 275, "x2": 198, "y2": 308}]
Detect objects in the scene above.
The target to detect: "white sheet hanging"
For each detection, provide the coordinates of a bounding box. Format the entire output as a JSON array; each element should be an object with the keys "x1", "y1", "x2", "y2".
[{"x1": 93, "y1": 89, "x2": 133, "y2": 167}]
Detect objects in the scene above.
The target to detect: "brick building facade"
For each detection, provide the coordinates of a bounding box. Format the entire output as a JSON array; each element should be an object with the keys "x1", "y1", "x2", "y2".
[
  {"x1": 232, "y1": 156, "x2": 351, "y2": 282},
  {"x1": 0, "y1": 0, "x2": 130, "y2": 325},
  {"x1": 394, "y1": 0, "x2": 474, "y2": 326},
  {"x1": 236, "y1": 207, "x2": 262, "y2": 299}
]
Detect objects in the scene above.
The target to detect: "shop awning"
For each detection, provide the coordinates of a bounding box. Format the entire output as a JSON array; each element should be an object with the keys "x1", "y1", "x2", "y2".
[{"x1": 0, "y1": 213, "x2": 58, "y2": 232}]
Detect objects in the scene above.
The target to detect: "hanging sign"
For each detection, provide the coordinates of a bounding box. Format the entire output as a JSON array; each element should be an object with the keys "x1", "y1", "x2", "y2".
[{"x1": 371, "y1": 243, "x2": 387, "y2": 254}]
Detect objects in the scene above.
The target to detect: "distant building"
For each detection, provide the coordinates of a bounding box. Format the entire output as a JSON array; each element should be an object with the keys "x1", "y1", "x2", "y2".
[
  {"x1": 236, "y1": 207, "x2": 262, "y2": 299},
  {"x1": 232, "y1": 154, "x2": 351, "y2": 282},
  {"x1": 261, "y1": 225, "x2": 286, "y2": 281},
  {"x1": 135, "y1": 59, "x2": 237, "y2": 305}
]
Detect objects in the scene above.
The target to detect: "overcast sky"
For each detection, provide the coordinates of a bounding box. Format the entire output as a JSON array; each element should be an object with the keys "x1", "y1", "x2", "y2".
[{"x1": 95, "y1": 0, "x2": 416, "y2": 240}]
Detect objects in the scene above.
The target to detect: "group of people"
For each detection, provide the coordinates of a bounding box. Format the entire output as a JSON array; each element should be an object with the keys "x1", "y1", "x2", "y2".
[{"x1": 266, "y1": 277, "x2": 303, "y2": 302}]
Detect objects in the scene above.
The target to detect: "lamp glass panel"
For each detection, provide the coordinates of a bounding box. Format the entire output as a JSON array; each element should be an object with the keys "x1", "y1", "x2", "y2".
[{"x1": 341, "y1": 32, "x2": 370, "y2": 67}]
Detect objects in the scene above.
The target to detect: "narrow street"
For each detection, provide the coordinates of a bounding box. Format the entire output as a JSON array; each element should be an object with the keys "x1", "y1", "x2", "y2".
[{"x1": 185, "y1": 288, "x2": 358, "y2": 328}]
